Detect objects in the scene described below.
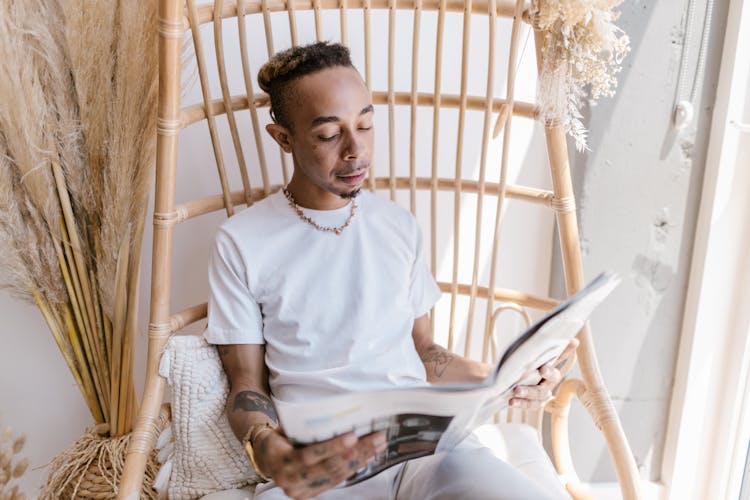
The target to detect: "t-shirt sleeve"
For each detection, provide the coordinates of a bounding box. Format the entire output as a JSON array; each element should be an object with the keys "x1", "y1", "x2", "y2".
[
  {"x1": 409, "y1": 224, "x2": 442, "y2": 318},
  {"x1": 204, "y1": 229, "x2": 264, "y2": 345}
]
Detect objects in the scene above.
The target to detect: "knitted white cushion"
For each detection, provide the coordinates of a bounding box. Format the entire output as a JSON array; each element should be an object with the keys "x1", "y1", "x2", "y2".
[{"x1": 158, "y1": 334, "x2": 258, "y2": 500}]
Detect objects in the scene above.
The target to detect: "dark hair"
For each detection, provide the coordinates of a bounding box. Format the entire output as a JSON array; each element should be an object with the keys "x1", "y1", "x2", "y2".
[{"x1": 257, "y1": 42, "x2": 354, "y2": 129}]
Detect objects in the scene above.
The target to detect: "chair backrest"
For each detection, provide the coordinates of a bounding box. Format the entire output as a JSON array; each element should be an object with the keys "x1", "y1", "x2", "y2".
[
  {"x1": 159, "y1": 0, "x2": 556, "y2": 362},
  {"x1": 119, "y1": 1, "x2": 642, "y2": 499}
]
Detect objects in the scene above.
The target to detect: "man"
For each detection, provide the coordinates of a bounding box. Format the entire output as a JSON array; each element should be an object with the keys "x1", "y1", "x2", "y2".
[{"x1": 206, "y1": 41, "x2": 572, "y2": 500}]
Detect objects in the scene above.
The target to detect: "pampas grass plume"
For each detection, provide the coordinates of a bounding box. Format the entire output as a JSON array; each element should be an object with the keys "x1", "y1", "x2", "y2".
[
  {"x1": 0, "y1": 425, "x2": 27, "y2": 498},
  {"x1": 11, "y1": 459, "x2": 27, "y2": 480},
  {"x1": 9, "y1": 438, "x2": 22, "y2": 457},
  {"x1": 0, "y1": 0, "x2": 157, "y2": 435},
  {"x1": 0, "y1": 450, "x2": 10, "y2": 471}
]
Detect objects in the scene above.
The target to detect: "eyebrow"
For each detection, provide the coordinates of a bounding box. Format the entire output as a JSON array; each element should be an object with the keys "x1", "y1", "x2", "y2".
[{"x1": 310, "y1": 104, "x2": 374, "y2": 127}]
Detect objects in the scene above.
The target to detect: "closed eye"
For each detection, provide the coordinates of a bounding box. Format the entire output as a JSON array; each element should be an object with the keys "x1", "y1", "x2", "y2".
[{"x1": 318, "y1": 134, "x2": 340, "y2": 142}]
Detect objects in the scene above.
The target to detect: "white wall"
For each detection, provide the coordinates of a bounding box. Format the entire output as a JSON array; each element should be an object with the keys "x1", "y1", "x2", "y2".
[{"x1": 0, "y1": 295, "x2": 94, "y2": 494}]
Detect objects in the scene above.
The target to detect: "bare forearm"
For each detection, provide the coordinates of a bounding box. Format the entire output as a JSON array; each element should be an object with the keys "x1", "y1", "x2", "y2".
[
  {"x1": 411, "y1": 314, "x2": 490, "y2": 384},
  {"x1": 216, "y1": 344, "x2": 278, "y2": 442},
  {"x1": 418, "y1": 342, "x2": 490, "y2": 384}
]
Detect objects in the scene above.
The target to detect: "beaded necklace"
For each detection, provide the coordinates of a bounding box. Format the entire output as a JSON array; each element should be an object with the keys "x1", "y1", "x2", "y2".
[{"x1": 282, "y1": 187, "x2": 357, "y2": 235}]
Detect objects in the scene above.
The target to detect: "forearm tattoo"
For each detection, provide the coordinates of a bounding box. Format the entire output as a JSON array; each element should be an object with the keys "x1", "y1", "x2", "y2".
[
  {"x1": 233, "y1": 390, "x2": 279, "y2": 424},
  {"x1": 420, "y1": 344, "x2": 454, "y2": 378}
]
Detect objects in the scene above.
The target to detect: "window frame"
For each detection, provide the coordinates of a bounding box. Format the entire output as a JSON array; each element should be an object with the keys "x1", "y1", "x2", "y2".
[{"x1": 660, "y1": 0, "x2": 750, "y2": 498}]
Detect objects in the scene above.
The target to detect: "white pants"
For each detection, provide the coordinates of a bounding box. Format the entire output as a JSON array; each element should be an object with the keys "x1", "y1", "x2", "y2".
[{"x1": 247, "y1": 433, "x2": 568, "y2": 500}]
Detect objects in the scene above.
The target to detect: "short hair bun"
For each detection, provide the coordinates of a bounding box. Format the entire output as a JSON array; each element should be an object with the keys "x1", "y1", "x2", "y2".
[{"x1": 257, "y1": 42, "x2": 354, "y2": 128}]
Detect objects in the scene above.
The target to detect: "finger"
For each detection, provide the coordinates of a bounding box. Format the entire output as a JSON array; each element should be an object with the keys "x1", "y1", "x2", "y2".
[
  {"x1": 310, "y1": 446, "x2": 358, "y2": 479},
  {"x1": 354, "y1": 432, "x2": 387, "y2": 461},
  {"x1": 555, "y1": 338, "x2": 579, "y2": 364},
  {"x1": 285, "y1": 464, "x2": 350, "y2": 500},
  {"x1": 340, "y1": 435, "x2": 387, "y2": 477},
  {"x1": 539, "y1": 364, "x2": 562, "y2": 385},
  {"x1": 298, "y1": 432, "x2": 358, "y2": 466},
  {"x1": 509, "y1": 395, "x2": 550, "y2": 410},
  {"x1": 299, "y1": 456, "x2": 362, "y2": 498},
  {"x1": 321, "y1": 432, "x2": 384, "y2": 469},
  {"x1": 306, "y1": 434, "x2": 386, "y2": 483},
  {"x1": 280, "y1": 485, "x2": 305, "y2": 500},
  {"x1": 509, "y1": 397, "x2": 534, "y2": 409},
  {"x1": 301, "y1": 474, "x2": 341, "y2": 499},
  {"x1": 513, "y1": 385, "x2": 552, "y2": 401},
  {"x1": 343, "y1": 452, "x2": 364, "y2": 473}
]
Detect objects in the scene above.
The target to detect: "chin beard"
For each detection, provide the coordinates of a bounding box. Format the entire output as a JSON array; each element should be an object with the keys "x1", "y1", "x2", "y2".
[{"x1": 339, "y1": 188, "x2": 361, "y2": 199}]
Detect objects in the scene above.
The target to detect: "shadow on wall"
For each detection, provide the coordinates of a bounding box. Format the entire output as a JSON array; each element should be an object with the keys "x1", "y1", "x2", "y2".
[{"x1": 546, "y1": 0, "x2": 729, "y2": 484}]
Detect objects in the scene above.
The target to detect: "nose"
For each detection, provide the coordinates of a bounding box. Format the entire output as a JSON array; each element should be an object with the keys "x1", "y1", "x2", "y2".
[{"x1": 343, "y1": 130, "x2": 365, "y2": 160}]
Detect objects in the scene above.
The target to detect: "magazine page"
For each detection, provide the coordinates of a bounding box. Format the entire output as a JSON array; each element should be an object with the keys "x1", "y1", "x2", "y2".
[
  {"x1": 274, "y1": 385, "x2": 494, "y2": 486},
  {"x1": 274, "y1": 384, "x2": 492, "y2": 444},
  {"x1": 274, "y1": 271, "x2": 620, "y2": 486},
  {"x1": 440, "y1": 271, "x2": 620, "y2": 433}
]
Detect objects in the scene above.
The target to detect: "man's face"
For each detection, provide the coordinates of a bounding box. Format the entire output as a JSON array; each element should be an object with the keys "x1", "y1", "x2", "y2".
[{"x1": 280, "y1": 66, "x2": 374, "y2": 203}]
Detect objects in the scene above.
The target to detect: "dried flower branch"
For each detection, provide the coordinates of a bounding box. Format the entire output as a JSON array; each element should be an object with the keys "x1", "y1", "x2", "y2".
[
  {"x1": 532, "y1": 0, "x2": 631, "y2": 151},
  {"x1": 0, "y1": 425, "x2": 27, "y2": 500}
]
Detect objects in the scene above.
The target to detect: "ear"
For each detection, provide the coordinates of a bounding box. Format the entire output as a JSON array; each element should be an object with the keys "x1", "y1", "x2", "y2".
[{"x1": 265, "y1": 123, "x2": 293, "y2": 153}]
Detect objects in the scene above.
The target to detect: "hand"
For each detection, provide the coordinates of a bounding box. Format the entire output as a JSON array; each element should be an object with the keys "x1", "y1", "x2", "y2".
[
  {"x1": 253, "y1": 428, "x2": 387, "y2": 500},
  {"x1": 508, "y1": 338, "x2": 579, "y2": 410}
]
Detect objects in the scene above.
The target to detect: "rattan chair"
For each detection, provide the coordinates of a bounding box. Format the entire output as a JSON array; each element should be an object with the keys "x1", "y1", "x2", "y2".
[{"x1": 120, "y1": 0, "x2": 641, "y2": 498}]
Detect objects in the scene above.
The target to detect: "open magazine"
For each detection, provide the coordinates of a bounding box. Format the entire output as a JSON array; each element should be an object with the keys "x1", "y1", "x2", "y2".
[{"x1": 274, "y1": 271, "x2": 620, "y2": 486}]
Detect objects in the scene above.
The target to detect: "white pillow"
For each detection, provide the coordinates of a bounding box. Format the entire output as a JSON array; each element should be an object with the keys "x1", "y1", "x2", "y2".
[{"x1": 158, "y1": 334, "x2": 258, "y2": 500}]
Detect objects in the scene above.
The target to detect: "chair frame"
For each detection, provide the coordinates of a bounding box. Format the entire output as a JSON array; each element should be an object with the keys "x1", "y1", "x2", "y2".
[{"x1": 119, "y1": 1, "x2": 641, "y2": 498}]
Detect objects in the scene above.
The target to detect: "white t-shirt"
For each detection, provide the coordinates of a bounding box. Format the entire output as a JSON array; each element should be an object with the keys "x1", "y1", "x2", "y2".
[{"x1": 205, "y1": 190, "x2": 442, "y2": 404}]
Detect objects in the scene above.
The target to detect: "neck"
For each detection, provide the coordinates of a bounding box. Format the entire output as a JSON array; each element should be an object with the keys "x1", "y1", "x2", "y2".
[{"x1": 285, "y1": 176, "x2": 350, "y2": 210}]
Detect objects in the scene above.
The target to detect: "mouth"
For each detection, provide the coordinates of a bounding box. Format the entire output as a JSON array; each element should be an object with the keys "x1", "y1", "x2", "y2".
[{"x1": 336, "y1": 169, "x2": 368, "y2": 186}]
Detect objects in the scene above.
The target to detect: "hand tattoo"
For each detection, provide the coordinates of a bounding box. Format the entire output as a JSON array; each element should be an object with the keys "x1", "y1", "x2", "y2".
[
  {"x1": 420, "y1": 344, "x2": 454, "y2": 377},
  {"x1": 233, "y1": 390, "x2": 278, "y2": 423},
  {"x1": 308, "y1": 478, "x2": 330, "y2": 489}
]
